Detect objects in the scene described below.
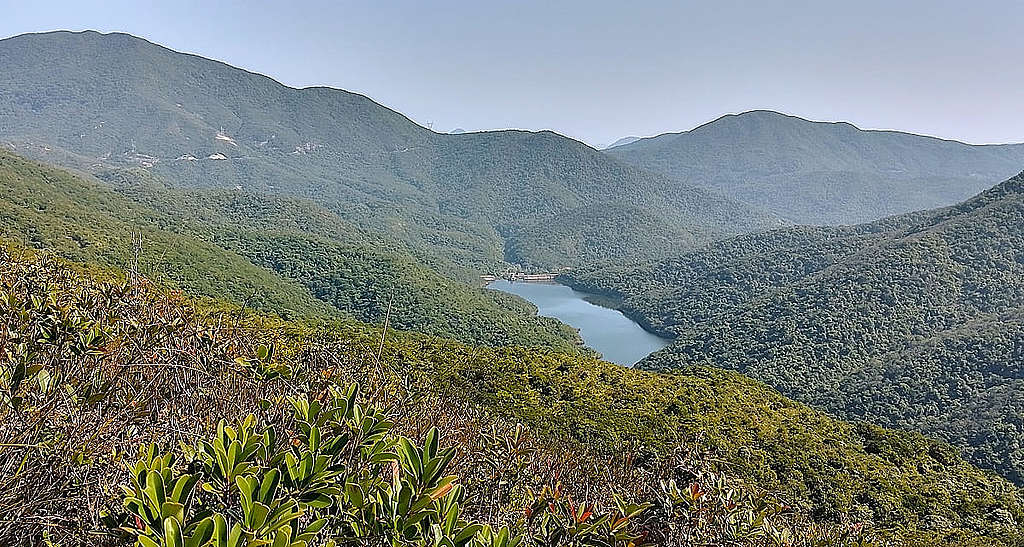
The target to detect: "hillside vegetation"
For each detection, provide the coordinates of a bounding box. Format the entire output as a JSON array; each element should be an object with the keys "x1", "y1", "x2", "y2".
[
  {"x1": 3, "y1": 245, "x2": 1024, "y2": 546},
  {"x1": 567, "y1": 171, "x2": 1024, "y2": 484},
  {"x1": 607, "y1": 110, "x2": 1024, "y2": 224},
  {"x1": 0, "y1": 148, "x2": 579, "y2": 348},
  {"x1": 7, "y1": 27, "x2": 1024, "y2": 547},
  {"x1": 0, "y1": 30, "x2": 782, "y2": 271}
]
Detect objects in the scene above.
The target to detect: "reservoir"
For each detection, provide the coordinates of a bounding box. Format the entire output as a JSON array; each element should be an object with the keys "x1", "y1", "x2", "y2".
[{"x1": 486, "y1": 280, "x2": 671, "y2": 366}]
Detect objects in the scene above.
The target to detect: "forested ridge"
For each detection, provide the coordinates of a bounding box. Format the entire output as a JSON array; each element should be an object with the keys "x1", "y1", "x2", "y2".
[
  {"x1": 0, "y1": 149, "x2": 580, "y2": 348},
  {"x1": 567, "y1": 170, "x2": 1024, "y2": 484}
]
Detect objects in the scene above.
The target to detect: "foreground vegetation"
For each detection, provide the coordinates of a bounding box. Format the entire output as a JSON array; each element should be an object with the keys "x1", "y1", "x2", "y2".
[{"x1": 3, "y1": 246, "x2": 1024, "y2": 546}]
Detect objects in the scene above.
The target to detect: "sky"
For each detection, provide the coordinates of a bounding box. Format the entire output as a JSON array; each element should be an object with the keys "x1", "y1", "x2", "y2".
[{"x1": 2, "y1": 0, "x2": 1022, "y2": 148}]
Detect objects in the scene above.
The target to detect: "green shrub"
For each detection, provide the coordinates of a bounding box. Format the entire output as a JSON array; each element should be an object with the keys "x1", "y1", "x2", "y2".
[{"x1": 111, "y1": 384, "x2": 656, "y2": 547}]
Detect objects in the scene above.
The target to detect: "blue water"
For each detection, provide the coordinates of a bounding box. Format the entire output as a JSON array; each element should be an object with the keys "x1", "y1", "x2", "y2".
[{"x1": 487, "y1": 280, "x2": 670, "y2": 366}]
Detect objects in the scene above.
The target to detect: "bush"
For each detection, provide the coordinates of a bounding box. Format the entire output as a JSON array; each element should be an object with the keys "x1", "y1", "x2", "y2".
[{"x1": 110, "y1": 384, "x2": 652, "y2": 547}]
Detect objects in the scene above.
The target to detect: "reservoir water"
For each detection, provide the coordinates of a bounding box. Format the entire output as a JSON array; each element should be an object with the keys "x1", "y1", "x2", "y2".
[{"x1": 486, "y1": 280, "x2": 671, "y2": 366}]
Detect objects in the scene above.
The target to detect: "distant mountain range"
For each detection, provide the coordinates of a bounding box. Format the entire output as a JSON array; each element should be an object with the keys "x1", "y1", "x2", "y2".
[
  {"x1": 606, "y1": 110, "x2": 1024, "y2": 224},
  {"x1": 4, "y1": 32, "x2": 1021, "y2": 271},
  {"x1": 567, "y1": 170, "x2": 1024, "y2": 483},
  {"x1": 0, "y1": 30, "x2": 779, "y2": 272},
  {"x1": 602, "y1": 136, "x2": 641, "y2": 149}
]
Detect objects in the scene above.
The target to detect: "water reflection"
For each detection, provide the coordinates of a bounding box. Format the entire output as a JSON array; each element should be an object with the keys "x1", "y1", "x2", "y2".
[{"x1": 487, "y1": 280, "x2": 670, "y2": 366}]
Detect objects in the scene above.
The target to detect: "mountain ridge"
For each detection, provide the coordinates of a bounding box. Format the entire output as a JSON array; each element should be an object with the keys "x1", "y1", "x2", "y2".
[
  {"x1": 0, "y1": 30, "x2": 781, "y2": 271},
  {"x1": 625, "y1": 109, "x2": 1024, "y2": 148},
  {"x1": 602, "y1": 136, "x2": 641, "y2": 149},
  {"x1": 607, "y1": 109, "x2": 1024, "y2": 225}
]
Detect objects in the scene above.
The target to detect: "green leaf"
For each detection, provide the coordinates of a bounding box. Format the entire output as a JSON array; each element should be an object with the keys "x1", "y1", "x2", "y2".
[
  {"x1": 249, "y1": 501, "x2": 270, "y2": 529},
  {"x1": 160, "y1": 501, "x2": 185, "y2": 524},
  {"x1": 145, "y1": 471, "x2": 166, "y2": 510},
  {"x1": 170, "y1": 474, "x2": 198, "y2": 505},
  {"x1": 186, "y1": 517, "x2": 215, "y2": 547},
  {"x1": 425, "y1": 427, "x2": 438, "y2": 460},
  {"x1": 227, "y1": 522, "x2": 243, "y2": 547},
  {"x1": 237, "y1": 475, "x2": 256, "y2": 512},
  {"x1": 455, "y1": 524, "x2": 482, "y2": 545},
  {"x1": 164, "y1": 517, "x2": 183, "y2": 547},
  {"x1": 271, "y1": 528, "x2": 289, "y2": 547},
  {"x1": 309, "y1": 426, "x2": 320, "y2": 454},
  {"x1": 213, "y1": 514, "x2": 228, "y2": 546},
  {"x1": 398, "y1": 437, "x2": 422, "y2": 477},
  {"x1": 259, "y1": 468, "x2": 281, "y2": 506}
]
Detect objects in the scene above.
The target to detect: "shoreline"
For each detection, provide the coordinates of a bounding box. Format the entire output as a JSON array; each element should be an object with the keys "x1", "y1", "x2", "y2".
[{"x1": 485, "y1": 277, "x2": 675, "y2": 343}]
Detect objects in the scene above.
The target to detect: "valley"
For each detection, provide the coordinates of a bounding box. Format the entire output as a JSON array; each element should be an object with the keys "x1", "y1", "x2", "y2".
[{"x1": 1, "y1": 25, "x2": 1024, "y2": 547}]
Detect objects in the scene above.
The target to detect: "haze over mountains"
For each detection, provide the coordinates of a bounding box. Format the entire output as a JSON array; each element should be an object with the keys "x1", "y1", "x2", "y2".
[
  {"x1": 0, "y1": 30, "x2": 778, "y2": 272},
  {"x1": 608, "y1": 110, "x2": 1024, "y2": 224},
  {"x1": 6, "y1": 31, "x2": 1021, "y2": 276},
  {"x1": 602, "y1": 136, "x2": 641, "y2": 149}
]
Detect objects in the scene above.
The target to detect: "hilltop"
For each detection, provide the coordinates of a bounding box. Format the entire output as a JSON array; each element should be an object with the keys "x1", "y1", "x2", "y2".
[{"x1": 607, "y1": 110, "x2": 1024, "y2": 224}]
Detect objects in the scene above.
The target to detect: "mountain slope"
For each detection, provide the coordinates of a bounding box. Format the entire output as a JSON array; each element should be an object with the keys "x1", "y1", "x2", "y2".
[
  {"x1": 607, "y1": 110, "x2": 1024, "y2": 224},
  {"x1": 0, "y1": 30, "x2": 781, "y2": 271},
  {"x1": 567, "y1": 171, "x2": 1024, "y2": 483},
  {"x1": 5, "y1": 243, "x2": 1024, "y2": 545},
  {"x1": 0, "y1": 148, "x2": 580, "y2": 347}
]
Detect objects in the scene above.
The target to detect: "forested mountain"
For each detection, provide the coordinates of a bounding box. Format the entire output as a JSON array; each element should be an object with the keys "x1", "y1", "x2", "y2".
[
  {"x1": 607, "y1": 110, "x2": 1024, "y2": 224},
  {"x1": 0, "y1": 149, "x2": 580, "y2": 348},
  {"x1": 567, "y1": 171, "x2": 1024, "y2": 483},
  {"x1": 0, "y1": 30, "x2": 781, "y2": 271}
]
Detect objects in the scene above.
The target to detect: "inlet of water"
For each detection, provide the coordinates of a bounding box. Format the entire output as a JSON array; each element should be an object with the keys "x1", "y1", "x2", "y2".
[{"x1": 487, "y1": 279, "x2": 670, "y2": 366}]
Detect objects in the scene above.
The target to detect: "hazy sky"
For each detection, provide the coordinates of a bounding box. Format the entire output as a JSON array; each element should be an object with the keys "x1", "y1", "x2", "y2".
[{"x1": 2, "y1": 0, "x2": 1022, "y2": 147}]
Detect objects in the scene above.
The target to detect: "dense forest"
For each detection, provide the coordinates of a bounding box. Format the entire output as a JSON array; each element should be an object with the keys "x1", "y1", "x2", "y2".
[
  {"x1": 0, "y1": 149, "x2": 580, "y2": 348},
  {"x1": 567, "y1": 171, "x2": 1024, "y2": 484}
]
